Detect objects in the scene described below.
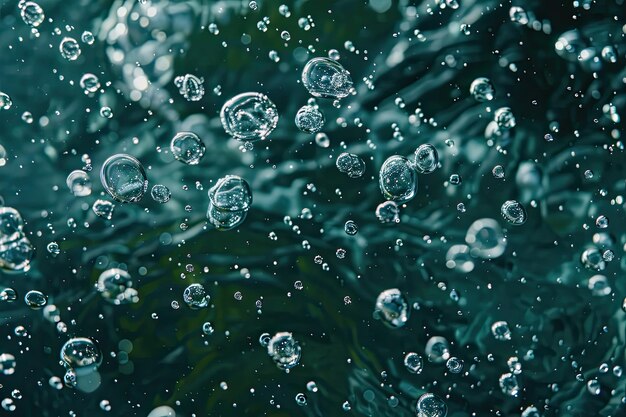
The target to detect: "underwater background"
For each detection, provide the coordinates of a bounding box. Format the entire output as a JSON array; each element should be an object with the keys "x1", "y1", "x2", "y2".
[{"x1": 0, "y1": 0, "x2": 626, "y2": 416}]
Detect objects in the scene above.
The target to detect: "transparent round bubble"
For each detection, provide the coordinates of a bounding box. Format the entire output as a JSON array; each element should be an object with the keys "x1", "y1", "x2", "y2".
[
  {"x1": 183, "y1": 283, "x2": 210, "y2": 309},
  {"x1": 267, "y1": 332, "x2": 301, "y2": 370},
  {"x1": 336, "y1": 152, "x2": 365, "y2": 178},
  {"x1": 0, "y1": 288, "x2": 17, "y2": 302},
  {"x1": 425, "y1": 336, "x2": 450, "y2": 363},
  {"x1": 413, "y1": 144, "x2": 439, "y2": 174},
  {"x1": 499, "y1": 373, "x2": 520, "y2": 396},
  {"x1": 20, "y1": 1, "x2": 45, "y2": 27},
  {"x1": 501, "y1": 200, "x2": 527, "y2": 225},
  {"x1": 24, "y1": 290, "x2": 46, "y2": 308},
  {"x1": 465, "y1": 218, "x2": 506, "y2": 259},
  {"x1": 96, "y1": 268, "x2": 138, "y2": 305},
  {"x1": 92, "y1": 199, "x2": 115, "y2": 220},
  {"x1": 374, "y1": 288, "x2": 410, "y2": 328},
  {"x1": 302, "y1": 57, "x2": 353, "y2": 99},
  {"x1": 555, "y1": 30, "x2": 586, "y2": 62},
  {"x1": 100, "y1": 154, "x2": 148, "y2": 203},
  {"x1": 208, "y1": 175, "x2": 253, "y2": 212},
  {"x1": 80, "y1": 73, "x2": 100, "y2": 94},
  {"x1": 207, "y1": 203, "x2": 248, "y2": 231},
  {"x1": 446, "y1": 357, "x2": 464, "y2": 373},
  {"x1": 494, "y1": 107, "x2": 516, "y2": 130},
  {"x1": 295, "y1": 105, "x2": 325, "y2": 133},
  {"x1": 170, "y1": 132, "x2": 205, "y2": 165},
  {"x1": 509, "y1": 6, "x2": 529, "y2": 24},
  {"x1": 66, "y1": 170, "x2": 92, "y2": 196},
  {"x1": 416, "y1": 393, "x2": 447, "y2": 417},
  {"x1": 0, "y1": 207, "x2": 25, "y2": 244},
  {"x1": 174, "y1": 74, "x2": 205, "y2": 102},
  {"x1": 469, "y1": 77, "x2": 495, "y2": 102},
  {"x1": 151, "y1": 184, "x2": 171, "y2": 203},
  {"x1": 588, "y1": 275, "x2": 611, "y2": 296},
  {"x1": 403, "y1": 352, "x2": 423, "y2": 374},
  {"x1": 0, "y1": 92, "x2": 12, "y2": 110},
  {"x1": 0, "y1": 353, "x2": 16, "y2": 375},
  {"x1": 344, "y1": 220, "x2": 358, "y2": 235},
  {"x1": 581, "y1": 247, "x2": 605, "y2": 271},
  {"x1": 59, "y1": 37, "x2": 81, "y2": 61},
  {"x1": 491, "y1": 320, "x2": 512, "y2": 341},
  {"x1": 81, "y1": 31, "x2": 95, "y2": 45},
  {"x1": 60, "y1": 337, "x2": 102, "y2": 375},
  {"x1": 0, "y1": 236, "x2": 34, "y2": 273},
  {"x1": 601, "y1": 45, "x2": 617, "y2": 63},
  {"x1": 379, "y1": 156, "x2": 417, "y2": 203},
  {"x1": 220, "y1": 92, "x2": 279, "y2": 141},
  {"x1": 376, "y1": 201, "x2": 400, "y2": 224}
]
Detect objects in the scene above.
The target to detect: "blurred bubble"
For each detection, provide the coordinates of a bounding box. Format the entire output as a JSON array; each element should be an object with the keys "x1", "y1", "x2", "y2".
[{"x1": 267, "y1": 332, "x2": 301, "y2": 370}]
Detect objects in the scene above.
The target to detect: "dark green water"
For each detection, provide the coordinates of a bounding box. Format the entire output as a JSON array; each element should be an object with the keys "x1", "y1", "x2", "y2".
[{"x1": 0, "y1": 0, "x2": 625, "y2": 416}]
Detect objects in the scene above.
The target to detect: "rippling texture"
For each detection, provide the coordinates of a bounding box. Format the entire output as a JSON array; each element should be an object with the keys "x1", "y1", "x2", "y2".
[{"x1": 0, "y1": 0, "x2": 625, "y2": 416}]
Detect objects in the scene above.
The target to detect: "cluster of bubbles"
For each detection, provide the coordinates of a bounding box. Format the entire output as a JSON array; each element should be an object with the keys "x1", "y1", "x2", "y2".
[{"x1": 3, "y1": 1, "x2": 622, "y2": 415}]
